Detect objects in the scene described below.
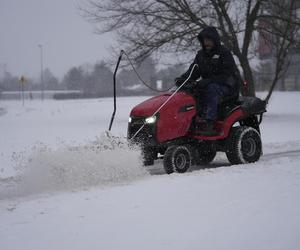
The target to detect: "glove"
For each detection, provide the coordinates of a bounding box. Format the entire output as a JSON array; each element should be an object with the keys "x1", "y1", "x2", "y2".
[
  {"x1": 186, "y1": 80, "x2": 197, "y2": 88},
  {"x1": 174, "y1": 77, "x2": 184, "y2": 87},
  {"x1": 197, "y1": 78, "x2": 211, "y2": 88}
]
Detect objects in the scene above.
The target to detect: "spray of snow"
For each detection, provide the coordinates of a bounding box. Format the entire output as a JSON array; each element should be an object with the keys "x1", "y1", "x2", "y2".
[{"x1": 0, "y1": 133, "x2": 149, "y2": 199}]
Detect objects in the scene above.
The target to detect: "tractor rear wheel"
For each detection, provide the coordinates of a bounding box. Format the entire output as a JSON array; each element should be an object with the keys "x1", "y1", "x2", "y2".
[
  {"x1": 226, "y1": 126, "x2": 262, "y2": 165},
  {"x1": 163, "y1": 145, "x2": 193, "y2": 174}
]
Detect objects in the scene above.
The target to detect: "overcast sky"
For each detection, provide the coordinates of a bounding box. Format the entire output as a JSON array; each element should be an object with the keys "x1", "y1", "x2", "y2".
[{"x1": 0, "y1": 0, "x2": 114, "y2": 79}]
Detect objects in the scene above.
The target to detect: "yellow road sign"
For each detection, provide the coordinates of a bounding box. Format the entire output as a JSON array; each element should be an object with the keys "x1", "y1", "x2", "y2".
[{"x1": 20, "y1": 75, "x2": 27, "y2": 84}]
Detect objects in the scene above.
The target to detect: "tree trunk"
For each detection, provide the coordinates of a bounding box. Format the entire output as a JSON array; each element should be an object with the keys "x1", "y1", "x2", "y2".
[
  {"x1": 295, "y1": 71, "x2": 299, "y2": 91},
  {"x1": 240, "y1": 59, "x2": 256, "y2": 97}
]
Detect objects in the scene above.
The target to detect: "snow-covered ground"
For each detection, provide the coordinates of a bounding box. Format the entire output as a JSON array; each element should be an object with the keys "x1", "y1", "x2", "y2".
[{"x1": 1, "y1": 92, "x2": 300, "y2": 250}]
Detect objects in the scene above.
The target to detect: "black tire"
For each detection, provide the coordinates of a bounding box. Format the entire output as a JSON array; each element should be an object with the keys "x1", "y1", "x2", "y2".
[
  {"x1": 226, "y1": 126, "x2": 262, "y2": 165},
  {"x1": 163, "y1": 145, "x2": 192, "y2": 174},
  {"x1": 141, "y1": 147, "x2": 156, "y2": 166},
  {"x1": 196, "y1": 148, "x2": 217, "y2": 165}
]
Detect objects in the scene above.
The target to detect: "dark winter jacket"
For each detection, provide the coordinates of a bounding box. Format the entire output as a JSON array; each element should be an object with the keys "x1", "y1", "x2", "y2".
[{"x1": 177, "y1": 26, "x2": 240, "y2": 94}]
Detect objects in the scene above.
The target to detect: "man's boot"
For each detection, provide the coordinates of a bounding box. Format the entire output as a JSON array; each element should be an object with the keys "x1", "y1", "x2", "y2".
[{"x1": 200, "y1": 120, "x2": 218, "y2": 136}]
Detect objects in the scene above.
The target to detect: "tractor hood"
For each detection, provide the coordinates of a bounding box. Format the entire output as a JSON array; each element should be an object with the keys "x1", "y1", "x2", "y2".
[{"x1": 130, "y1": 92, "x2": 195, "y2": 117}]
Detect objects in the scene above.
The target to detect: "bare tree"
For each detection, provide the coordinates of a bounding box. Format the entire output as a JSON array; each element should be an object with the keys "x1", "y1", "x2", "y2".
[
  {"x1": 43, "y1": 68, "x2": 59, "y2": 90},
  {"x1": 87, "y1": 61, "x2": 114, "y2": 95},
  {"x1": 260, "y1": 0, "x2": 300, "y2": 103},
  {"x1": 82, "y1": 0, "x2": 300, "y2": 97},
  {"x1": 63, "y1": 66, "x2": 85, "y2": 90}
]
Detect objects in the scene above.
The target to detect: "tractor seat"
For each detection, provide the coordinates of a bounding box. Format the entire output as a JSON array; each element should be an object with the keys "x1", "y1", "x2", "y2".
[{"x1": 218, "y1": 92, "x2": 240, "y2": 120}]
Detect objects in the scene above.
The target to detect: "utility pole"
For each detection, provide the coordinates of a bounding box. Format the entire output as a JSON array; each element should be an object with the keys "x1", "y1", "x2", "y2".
[{"x1": 38, "y1": 44, "x2": 44, "y2": 100}]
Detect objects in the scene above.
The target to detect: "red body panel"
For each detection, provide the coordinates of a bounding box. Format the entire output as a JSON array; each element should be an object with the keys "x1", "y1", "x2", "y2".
[
  {"x1": 191, "y1": 108, "x2": 245, "y2": 140},
  {"x1": 130, "y1": 92, "x2": 196, "y2": 143},
  {"x1": 130, "y1": 92, "x2": 246, "y2": 144},
  {"x1": 130, "y1": 94, "x2": 172, "y2": 117}
]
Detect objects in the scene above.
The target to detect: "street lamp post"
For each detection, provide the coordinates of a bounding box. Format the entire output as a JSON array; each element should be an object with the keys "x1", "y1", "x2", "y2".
[{"x1": 38, "y1": 44, "x2": 44, "y2": 101}]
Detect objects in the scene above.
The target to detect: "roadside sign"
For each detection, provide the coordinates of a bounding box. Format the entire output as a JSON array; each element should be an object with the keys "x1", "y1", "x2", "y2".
[
  {"x1": 19, "y1": 75, "x2": 27, "y2": 106},
  {"x1": 20, "y1": 75, "x2": 27, "y2": 84}
]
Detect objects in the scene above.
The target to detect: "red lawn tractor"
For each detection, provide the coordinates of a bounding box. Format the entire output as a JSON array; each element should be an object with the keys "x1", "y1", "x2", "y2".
[
  {"x1": 127, "y1": 86, "x2": 266, "y2": 174},
  {"x1": 109, "y1": 51, "x2": 266, "y2": 174}
]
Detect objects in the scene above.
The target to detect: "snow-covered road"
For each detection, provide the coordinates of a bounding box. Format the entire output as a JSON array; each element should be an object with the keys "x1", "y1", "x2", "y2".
[{"x1": 1, "y1": 92, "x2": 300, "y2": 250}]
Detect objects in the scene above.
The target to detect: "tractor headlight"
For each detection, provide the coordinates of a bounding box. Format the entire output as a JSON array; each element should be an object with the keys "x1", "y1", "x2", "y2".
[
  {"x1": 145, "y1": 116, "x2": 157, "y2": 124},
  {"x1": 128, "y1": 117, "x2": 132, "y2": 123}
]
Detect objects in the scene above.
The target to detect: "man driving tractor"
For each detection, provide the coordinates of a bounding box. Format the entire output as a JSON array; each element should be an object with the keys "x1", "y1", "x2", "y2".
[{"x1": 175, "y1": 26, "x2": 240, "y2": 136}]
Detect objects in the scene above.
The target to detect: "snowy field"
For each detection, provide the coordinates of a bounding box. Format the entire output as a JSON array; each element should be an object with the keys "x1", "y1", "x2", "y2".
[{"x1": 1, "y1": 92, "x2": 300, "y2": 250}]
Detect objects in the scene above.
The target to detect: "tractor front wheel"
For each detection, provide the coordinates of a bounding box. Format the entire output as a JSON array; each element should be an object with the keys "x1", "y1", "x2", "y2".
[{"x1": 142, "y1": 147, "x2": 156, "y2": 166}]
